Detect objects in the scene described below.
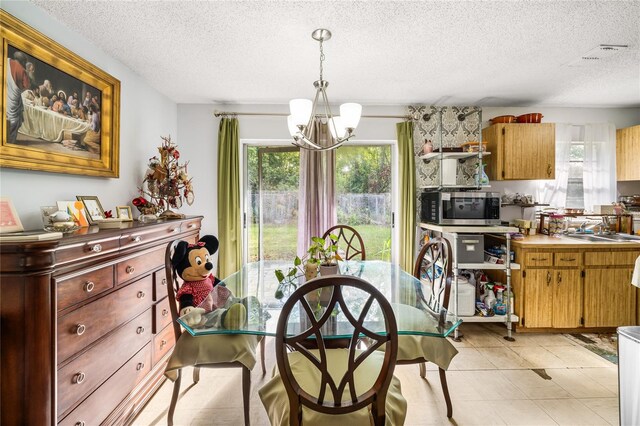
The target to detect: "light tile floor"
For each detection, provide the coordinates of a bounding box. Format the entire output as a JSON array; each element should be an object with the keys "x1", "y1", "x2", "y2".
[{"x1": 132, "y1": 324, "x2": 619, "y2": 425}]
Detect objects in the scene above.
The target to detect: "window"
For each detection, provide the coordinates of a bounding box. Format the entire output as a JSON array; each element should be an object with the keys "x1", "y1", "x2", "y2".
[{"x1": 566, "y1": 141, "x2": 584, "y2": 209}]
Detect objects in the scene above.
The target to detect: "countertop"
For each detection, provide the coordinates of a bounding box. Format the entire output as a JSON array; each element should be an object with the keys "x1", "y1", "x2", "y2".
[{"x1": 508, "y1": 234, "x2": 640, "y2": 249}]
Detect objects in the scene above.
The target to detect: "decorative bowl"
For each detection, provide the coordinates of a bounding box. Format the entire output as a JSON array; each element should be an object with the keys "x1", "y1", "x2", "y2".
[
  {"x1": 490, "y1": 115, "x2": 517, "y2": 124},
  {"x1": 516, "y1": 113, "x2": 543, "y2": 123}
]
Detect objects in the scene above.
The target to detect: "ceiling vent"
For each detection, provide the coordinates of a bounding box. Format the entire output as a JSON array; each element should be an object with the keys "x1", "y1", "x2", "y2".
[{"x1": 566, "y1": 44, "x2": 629, "y2": 67}]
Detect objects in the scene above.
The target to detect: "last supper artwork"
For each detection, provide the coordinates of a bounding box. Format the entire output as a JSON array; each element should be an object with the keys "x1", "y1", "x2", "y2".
[{"x1": 5, "y1": 44, "x2": 102, "y2": 159}]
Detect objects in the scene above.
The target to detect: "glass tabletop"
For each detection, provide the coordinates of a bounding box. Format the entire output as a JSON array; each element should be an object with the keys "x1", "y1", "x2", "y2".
[{"x1": 177, "y1": 260, "x2": 461, "y2": 338}]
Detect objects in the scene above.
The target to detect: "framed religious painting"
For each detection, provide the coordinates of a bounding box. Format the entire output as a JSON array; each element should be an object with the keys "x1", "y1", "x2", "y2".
[{"x1": 0, "y1": 11, "x2": 120, "y2": 177}]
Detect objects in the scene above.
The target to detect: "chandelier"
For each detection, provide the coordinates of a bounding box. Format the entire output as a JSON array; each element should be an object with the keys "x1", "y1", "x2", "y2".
[{"x1": 287, "y1": 29, "x2": 362, "y2": 151}]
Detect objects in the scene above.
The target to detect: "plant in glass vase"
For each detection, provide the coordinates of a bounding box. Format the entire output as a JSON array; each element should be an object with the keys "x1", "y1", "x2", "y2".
[{"x1": 139, "y1": 135, "x2": 194, "y2": 219}]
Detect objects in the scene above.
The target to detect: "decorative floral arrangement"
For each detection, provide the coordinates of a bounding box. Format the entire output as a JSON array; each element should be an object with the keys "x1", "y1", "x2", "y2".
[
  {"x1": 137, "y1": 135, "x2": 194, "y2": 217},
  {"x1": 132, "y1": 196, "x2": 158, "y2": 215}
]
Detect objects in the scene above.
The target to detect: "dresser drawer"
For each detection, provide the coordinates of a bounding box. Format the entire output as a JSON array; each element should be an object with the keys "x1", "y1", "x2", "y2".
[
  {"x1": 554, "y1": 253, "x2": 581, "y2": 267},
  {"x1": 57, "y1": 265, "x2": 115, "y2": 312},
  {"x1": 153, "y1": 297, "x2": 173, "y2": 333},
  {"x1": 116, "y1": 247, "x2": 164, "y2": 285},
  {"x1": 154, "y1": 269, "x2": 169, "y2": 301},
  {"x1": 153, "y1": 323, "x2": 176, "y2": 366},
  {"x1": 57, "y1": 309, "x2": 152, "y2": 417},
  {"x1": 57, "y1": 276, "x2": 153, "y2": 362},
  {"x1": 58, "y1": 343, "x2": 152, "y2": 426},
  {"x1": 119, "y1": 223, "x2": 183, "y2": 250},
  {"x1": 524, "y1": 252, "x2": 553, "y2": 267},
  {"x1": 55, "y1": 235, "x2": 121, "y2": 265}
]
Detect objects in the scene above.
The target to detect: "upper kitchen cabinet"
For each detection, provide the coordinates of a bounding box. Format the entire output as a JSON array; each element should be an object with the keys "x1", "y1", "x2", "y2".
[
  {"x1": 482, "y1": 123, "x2": 556, "y2": 180},
  {"x1": 616, "y1": 125, "x2": 640, "y2": 181}
]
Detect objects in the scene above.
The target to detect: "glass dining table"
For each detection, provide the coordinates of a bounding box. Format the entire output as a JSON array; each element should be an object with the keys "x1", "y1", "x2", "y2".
[{"x1": 177, "y1": 260, "x2": 462, "y2": 340}]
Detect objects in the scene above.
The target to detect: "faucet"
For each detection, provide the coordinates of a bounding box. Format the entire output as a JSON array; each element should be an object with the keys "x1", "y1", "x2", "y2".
[{"x1": 578, "y1": 222, "x2": 588, "y2": 233}]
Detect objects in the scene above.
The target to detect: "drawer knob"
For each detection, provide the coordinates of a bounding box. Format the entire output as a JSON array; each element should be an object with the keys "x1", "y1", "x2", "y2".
[
  {"x1": 136, "y1": 362, "x2": 145, "y2": 371},
  {"x1": 160, "y1": 339, "x2": 168, "y2": 348},
  {"x1": 560, "y1": 258, "x2": 576, "y2": 261},
  {"x1": 132, "y1": 236, "x2": 142, "y2": 243},
  {"x1": 137, "y1": 291, "x2": 146, "y2": 299},
  {"x1": 136, "y1": 326, "x2": 145, "y2": 334},
  {"x1": 162, "y1": 309, "x2": 169, "y2": 317},
  {"x1": 73, "y1": 372, "x2": 86, "y2": 384},
  {"x1": 188, "y1": 223, "x2": 195, "y2": 229},
  {"x1": 83, "y1": 281, "x2": 95, "y2": 293},
  {"x1": 75, "y1": 422, "x2": 85, "y2": 426},
  {"x1": 161, "y1": 278, "x2": 167, "y2": 286},
  {"x1": 89, "y1": 244, "x2": 102, "y2": 253},
  {"x1": 126, "y1": 266, "x2": 135, "y2": 274},
  {"x1": 171, "y1": 227, "x2": 180, "y2": 233},
  {"x1": 532, "y1": 257, "x2": 547, "y2": 261},
  {"x1": 75, "y1": 324, "x2": 86, "y2": 335}
]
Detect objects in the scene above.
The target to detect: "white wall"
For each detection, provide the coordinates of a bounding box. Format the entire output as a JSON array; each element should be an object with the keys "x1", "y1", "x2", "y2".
[
  {"x1": 0, "y1": 2, "x2": 177, "y2": 229},
  {"x1": 177, "y1": 104, "x2": 407, "y2": 235}
]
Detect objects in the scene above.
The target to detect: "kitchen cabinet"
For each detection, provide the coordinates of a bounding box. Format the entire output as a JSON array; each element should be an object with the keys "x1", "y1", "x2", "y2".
[
  {"x1": 482, "y1": 123, "x2": 555, "y2": 180},
  {"x1": 583, "y1": 251, "x2": 637, "y2": 327},
  {"x1": 616, "y1": 125, "x2": 640, "y2": 181},
  {"x1": 521, "y1": 254, "x2": 582, "y2": 329}
]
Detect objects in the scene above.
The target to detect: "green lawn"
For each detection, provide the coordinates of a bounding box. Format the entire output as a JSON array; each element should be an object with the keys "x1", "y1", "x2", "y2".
[{"x1": 248, "y1": 224, "x2": 391, "y2": 261}]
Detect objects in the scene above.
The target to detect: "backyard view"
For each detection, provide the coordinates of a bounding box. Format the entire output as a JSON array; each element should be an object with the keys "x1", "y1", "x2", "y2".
[{"x1": 247, "y1": 145, "x2": 392, "y2": 261}]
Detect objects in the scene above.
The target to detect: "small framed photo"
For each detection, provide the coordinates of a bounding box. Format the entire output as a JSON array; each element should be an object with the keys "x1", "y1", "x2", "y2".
[
  {"x1": 76, "y1": 196, "x2": 105, "y2": 225},
  {"x1": 0, "y1": 198, "x2": 24, "y2": 233},
  {"x1": 116, "y1": 206, "x2": 133, "y2": 221},
  {"x1": 57, "y1": 200, "x2": 90, "y2": 227}
]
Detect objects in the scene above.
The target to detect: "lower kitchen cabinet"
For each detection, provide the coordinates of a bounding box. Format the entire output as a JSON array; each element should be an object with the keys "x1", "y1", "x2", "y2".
[
  {"x1": 522, "y1": 267, "x2": 581, "y2": 328},
  {"x1": 584, "y1": 267, "x2": 636, "y2": 327},
  {"x1": 553, "y1": 269, "x2": 582, "y2": 328}
]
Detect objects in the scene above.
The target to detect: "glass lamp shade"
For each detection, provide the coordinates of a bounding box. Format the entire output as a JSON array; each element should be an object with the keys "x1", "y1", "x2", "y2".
[
  {"x1": 328, "y1": 116, "x2": 347, "y2": 139},
  {"x1": 339, "y1": 103, "x2": 362, "y2": 129},
  {"x1": 287, "y1": 115, "x2": 300, "y2": 137},
  {"x1": 289, "y1": 99, "x2": 313, "y2": 127}
]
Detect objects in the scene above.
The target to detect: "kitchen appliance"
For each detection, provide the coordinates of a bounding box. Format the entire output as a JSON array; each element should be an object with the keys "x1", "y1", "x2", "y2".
[{"x1": 420, "y1": 191, "x2": 501, "y2": 225}]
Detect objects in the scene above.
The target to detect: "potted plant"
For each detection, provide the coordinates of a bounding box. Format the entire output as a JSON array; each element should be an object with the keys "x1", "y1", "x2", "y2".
[{"x1": 307, "y1": 235, "x2": 342, "y2": 276}]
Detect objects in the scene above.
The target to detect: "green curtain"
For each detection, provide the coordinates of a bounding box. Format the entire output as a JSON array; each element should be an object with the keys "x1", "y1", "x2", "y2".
[
  {"x1": 397, "y1": 121, "x2": 416, "y2": 273},
  {"x1": 217, "y1": 118, "x2": 241, "y2": 279}
]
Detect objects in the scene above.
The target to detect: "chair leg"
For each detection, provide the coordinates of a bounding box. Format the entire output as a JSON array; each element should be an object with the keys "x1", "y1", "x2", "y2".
[
  {"x1": 260, "y1": 337, "x2": 266, "y2": 375},
  {"x1": 193, "y1": 366, "x2": 201, "y2": 384},
  {"x1": 242, "y1": 366, "x2": 251, "y2": 426},
  {"x1": 439, "y1": 367, "x2": 453, "y2": 418},
  {"x1": 167, "y1": 369, "x2": 182, "y2": 426},
  {"x1": 419, "y1": 362, "x2": 426, "y2": 379}
]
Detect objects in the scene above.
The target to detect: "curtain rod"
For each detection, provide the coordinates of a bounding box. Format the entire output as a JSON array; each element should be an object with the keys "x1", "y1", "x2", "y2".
[{"x1": 213, "y1": 110, "x2": 416, "y2": 120}]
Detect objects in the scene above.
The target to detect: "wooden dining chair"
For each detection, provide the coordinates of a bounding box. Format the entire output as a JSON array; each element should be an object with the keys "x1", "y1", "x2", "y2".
[
  {"x1": 322, "y1": 224, "x2": 366, "y2": 260},
  {"x1": 258, "y1": 275, "x2": 406, "y2": 425},
  {"x1": 163, "y1": 239, "x2": 266, "y2": 426},
  {"x1": 396, "y1": 237, "x2": 457, "y2": 418}
]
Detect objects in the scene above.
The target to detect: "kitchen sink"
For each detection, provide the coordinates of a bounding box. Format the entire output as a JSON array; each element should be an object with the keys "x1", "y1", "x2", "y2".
[{"x1": 565, "y1": 233, "x2": 640, "y2": 243}]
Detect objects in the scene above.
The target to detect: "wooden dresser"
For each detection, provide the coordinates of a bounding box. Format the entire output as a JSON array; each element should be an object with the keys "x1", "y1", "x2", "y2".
[{"x1": 0, "y1": 216, "x2": 202, "y2": 425}]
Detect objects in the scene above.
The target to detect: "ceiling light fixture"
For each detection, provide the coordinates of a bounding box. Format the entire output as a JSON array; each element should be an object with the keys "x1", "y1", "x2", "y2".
[{"x1": 287, "y1": 29, "x2": 362, "y2": 151}]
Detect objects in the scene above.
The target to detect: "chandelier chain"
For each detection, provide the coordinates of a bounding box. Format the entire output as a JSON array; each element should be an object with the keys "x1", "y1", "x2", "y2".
[{"x1": 319, "y1": 39, "x2": 325, "y2": 81}]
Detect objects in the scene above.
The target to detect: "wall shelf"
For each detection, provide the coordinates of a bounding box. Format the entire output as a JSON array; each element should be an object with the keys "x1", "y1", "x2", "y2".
[{"x1": 419, "y1": 151, "x2": 492, "y2": 161}]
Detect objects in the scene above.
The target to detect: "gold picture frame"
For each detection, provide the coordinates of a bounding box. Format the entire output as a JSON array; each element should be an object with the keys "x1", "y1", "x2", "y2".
[
  {"x1": 116, "y1": 205, "x2": 133, "y2": 221},
  {"x1": 1, "y1": 11, "x2": 120, "y2": 177},
  {"x1": 76, "y1": 195, "x2": 105, "y2": 225}
]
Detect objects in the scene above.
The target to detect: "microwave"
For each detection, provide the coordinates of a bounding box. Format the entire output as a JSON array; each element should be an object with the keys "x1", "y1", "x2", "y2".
[{"x1": 420, "y1": 191, "x2": 501, "y2": 225}]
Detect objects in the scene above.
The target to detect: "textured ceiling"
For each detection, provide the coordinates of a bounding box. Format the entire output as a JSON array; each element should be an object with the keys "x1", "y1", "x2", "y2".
[{"x1": 29, "y1": 0, "x2": 640, "y2": 107}]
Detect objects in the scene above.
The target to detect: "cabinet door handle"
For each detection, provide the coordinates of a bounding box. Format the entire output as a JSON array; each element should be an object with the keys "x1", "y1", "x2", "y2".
[
  {"x1": 557, "y1": 271, "x2": 562, "y2": 285},
  {"x1": 547, "y1": 164, "x2": 552, "y2": 176},
  {"x1": 560, "y1": 258, "x2": 575, "y2": 262},
  {"x1": 126, "y1": 266, "x2": 135, "y2": 274},
  {"x1": 546, "y1": 271, "x2": 552, "y2": 286},
  {"x1": 162, "y1": 309, "x2": 169, "y2": 317},
  {"x1": 137, "y1": 291, "x2": 146, "y2": 299},
  {"x1": 136, "y1": 326, "x2": 145, "y2": 334},
  {"x1": 75, "y1": 324, "x2": 86, "y2": 335},
  {"x1": 89, "y1": 244, "x2": 102, "y2": 253},
  {"x1": 132, "y1": 236, "x2": 142, "y2": 243},
  {"x1": 136, "y1": 362, "x2": 145, "y2": 371},
  {"x1": 73, "y1": 372, "x2": 86, "y2": 384},
  {"x1": 532, "y1": 257, "x2": 548, "y2": 261},
  {"x1": 83, "y1": 281, "x2": 95, "y2": 293}
]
